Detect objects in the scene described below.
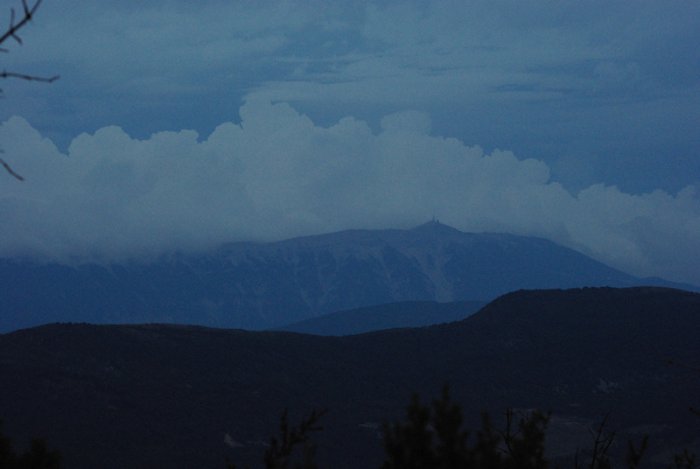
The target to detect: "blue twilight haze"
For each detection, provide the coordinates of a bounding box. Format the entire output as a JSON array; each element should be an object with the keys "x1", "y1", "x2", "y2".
[{"x1": 0, "y1": 1, "x2": 698, "y2": 285}]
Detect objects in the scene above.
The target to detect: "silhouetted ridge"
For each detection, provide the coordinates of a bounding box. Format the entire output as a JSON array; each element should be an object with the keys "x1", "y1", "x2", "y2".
[
  {"x1": 1, "y1": 287, "x2": 700, "y2": 468},
  {"x1": 277, "y1": 299, "x2": 485, "y2": 335},
  {"x1": 466, "y1": 286, "x2": 700, "y2": 328}
]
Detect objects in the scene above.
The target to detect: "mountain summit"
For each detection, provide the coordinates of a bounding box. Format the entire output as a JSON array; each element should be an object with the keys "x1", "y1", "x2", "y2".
[
  {"x1": 412, "y1": 219, "x2": 463, "y2": 235},
  {"x1": 0, "y1": 223, "x2": 687, "y2": 331}
]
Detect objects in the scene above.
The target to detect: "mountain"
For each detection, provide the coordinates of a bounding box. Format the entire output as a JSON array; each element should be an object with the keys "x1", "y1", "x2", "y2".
[
  {"x1": 1, "y1": 287, "x2": 698, "y2": 468},
  {"x1": 0, "y1": 221, "x2": 692, "y2": 332},
  {"x1": 276, "y1": 300, "x2": 485, "y2": 335}
]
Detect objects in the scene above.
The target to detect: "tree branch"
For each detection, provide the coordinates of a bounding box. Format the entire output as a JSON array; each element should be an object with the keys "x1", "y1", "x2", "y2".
[
  {"x1": 1, "y1": 0, "x2": 57, "y2": 181},
  {"x1": 0, "y1": 0, "x2": 42, "y2": 47},
  {"x1": 0, "y1": 156, "x2": 24, "y2": 181},
  {"x1": 0, "y1": 70, "x2": 58, "y2": 83},
  {"x1": 0, "y1": 0, "x2": 59, "y2": 86}
]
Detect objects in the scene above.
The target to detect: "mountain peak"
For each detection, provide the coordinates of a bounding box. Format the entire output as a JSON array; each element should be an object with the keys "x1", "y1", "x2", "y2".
[{"x1": 411, "y1": 219, "x2": 463, "y2": 236}]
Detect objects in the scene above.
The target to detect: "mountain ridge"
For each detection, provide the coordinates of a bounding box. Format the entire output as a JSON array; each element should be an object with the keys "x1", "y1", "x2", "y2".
[
  {"x1": 1, "y1": 287, "x2": 698, "y2": 468},
  {"x1": 1, "y1": 222, "x2": 694, "y2": 332},
  {"x1": 275, "y1": 299, "x2": 485, "y2": 335}
]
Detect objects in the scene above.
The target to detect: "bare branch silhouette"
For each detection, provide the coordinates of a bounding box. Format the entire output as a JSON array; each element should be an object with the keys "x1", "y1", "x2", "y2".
[
  {"x1": 0, "y1": 0, "x2": 59, "y2": 85},
  {"x1": 0, "y1": 0, "x2": 43, "y2": 46},
  {"x1": 0, "y1": 70, "x2": 58, "y2": 82},
  {"x1": 0, "y1": 154, "x2": 24, "y2": 181},
  {"x1": 1, "y1": 0, "x2": 59, "y2": 180}
]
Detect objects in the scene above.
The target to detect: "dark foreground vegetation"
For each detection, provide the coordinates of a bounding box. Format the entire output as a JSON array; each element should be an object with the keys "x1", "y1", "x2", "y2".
[
  {"x1": 230, "y1": 386, "x2": 697, "y2": 469},
  {"x1": 4, "y1": 387, "x2": 696, "y2": 469},
  {"x1": 0, "y1": 423, "x2": 61, "y2": 469},
  {"x1": 1, "y1": 287, "x2": 699, "y2": 468}
]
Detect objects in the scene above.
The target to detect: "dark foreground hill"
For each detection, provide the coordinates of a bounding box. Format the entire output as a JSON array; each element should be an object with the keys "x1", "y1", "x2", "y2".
[
  {"x1": 1, "y1": 221, "x2": 691, "y2": 332},
  {"x1": 1, "y1": 287, "x2": 699, "y2": 468},
  {"x1": 276, "y1": 300, "x2": 485, "y2": 335}
]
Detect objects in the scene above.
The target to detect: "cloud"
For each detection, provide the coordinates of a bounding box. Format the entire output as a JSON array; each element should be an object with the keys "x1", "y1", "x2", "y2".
[
  {"x1": 1, "y1": 0, "x2": 698, "y2": 198},
  {"x1": 7, "y1": 2, "x2": 699, "y2": 129},
  {"x1": 1, "y1": 99, "x2": 698, "y2": 286}
]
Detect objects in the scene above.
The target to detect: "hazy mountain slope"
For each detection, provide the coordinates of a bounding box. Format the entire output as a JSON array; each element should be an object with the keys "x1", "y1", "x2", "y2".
[
  {"x1": 0, "y1": 221, "x2": 690, "y2": 332},
  {"x1": 1, "y1": 287, "x2": 698, "y2": 468},
  {"x1": 276, "y1": 300, "x2": 485, "y2": 335}
]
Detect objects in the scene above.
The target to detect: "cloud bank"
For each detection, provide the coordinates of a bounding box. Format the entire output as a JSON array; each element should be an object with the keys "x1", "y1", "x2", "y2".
[
  {"x1": 3, "y1": 1, "x2": 699, "y2": 194},
  {"x1": 1, "y1": 99, "x2": 699, "y2": 285}
]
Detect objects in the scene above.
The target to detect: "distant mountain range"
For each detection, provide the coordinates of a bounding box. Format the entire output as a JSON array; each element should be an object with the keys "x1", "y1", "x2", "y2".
[
  {"x1": 0, "y1": 221, "x2": 693, "y2": 332},
  {"x1": 1, "y1": 287, "x2": 698, "y2": 468},
  {"x1": 276, "y1": 300, "x2": 485, "y2": 335}
]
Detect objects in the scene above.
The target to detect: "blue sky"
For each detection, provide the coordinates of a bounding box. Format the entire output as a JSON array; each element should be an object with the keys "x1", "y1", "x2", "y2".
[{"x1": 0, "y1": 0, "x2": 699, "y2": 285}]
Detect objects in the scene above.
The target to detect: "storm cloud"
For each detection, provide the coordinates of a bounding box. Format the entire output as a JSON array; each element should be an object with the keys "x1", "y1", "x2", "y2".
[{"x1": 1, "y1": 99, "x2": 698, "y2": 285}]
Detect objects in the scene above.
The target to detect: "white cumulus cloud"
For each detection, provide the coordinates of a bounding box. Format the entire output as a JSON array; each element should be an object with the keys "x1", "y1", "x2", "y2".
[{"x1": 0, "y1": 99, "x2": 698, "y2": 285}]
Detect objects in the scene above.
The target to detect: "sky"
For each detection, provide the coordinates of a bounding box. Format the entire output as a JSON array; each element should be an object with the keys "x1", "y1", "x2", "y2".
[{"x1": 0, "y1": 0, "x2": 699, "y2": 285}]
